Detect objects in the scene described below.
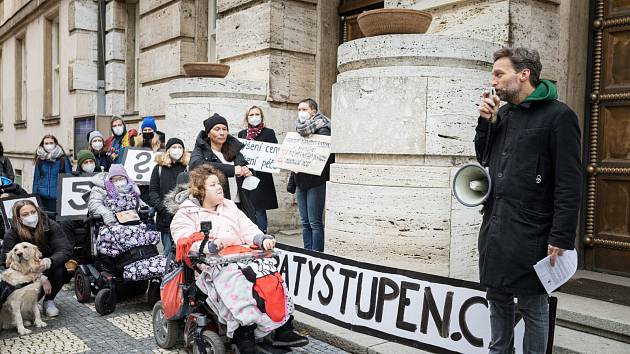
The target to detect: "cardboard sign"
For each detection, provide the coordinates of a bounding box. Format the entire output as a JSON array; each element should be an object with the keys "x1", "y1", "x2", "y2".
[
  {"x1": 275, "y1": 244, "x2": 556, "y2": 354},
  {"x1": 238, "y1": 138, "x2": 281, "y2": 174},
  {"x1": 121, "y1": 148, "x2": 159, "y2": 185},
  {"x1": 274, "y1": 132, "x2": 331, "y2": 176},
  {"x1": 56, "y1": 174, "x2": 95, "y2": 221},
  {"x1": 0, "y1": 194, "x2": 41, "y2": 230}
]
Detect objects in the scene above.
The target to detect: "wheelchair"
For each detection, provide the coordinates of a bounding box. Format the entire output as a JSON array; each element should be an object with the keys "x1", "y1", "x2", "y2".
[
  {"x1": 73, "y1": 209, "x2": 164, "y2": 316},
  {"x1": 152, "y1": 222, "x2": 288, "y2": 354}
]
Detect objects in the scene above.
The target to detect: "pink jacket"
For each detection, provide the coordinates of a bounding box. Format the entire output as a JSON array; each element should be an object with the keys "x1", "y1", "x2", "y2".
[{"x1": 170, "y1": 197, "x2": 263, "y2": 253}]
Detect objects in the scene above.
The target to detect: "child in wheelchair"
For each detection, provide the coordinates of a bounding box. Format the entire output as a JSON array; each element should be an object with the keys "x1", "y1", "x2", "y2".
[
  {"x1": 158, "y1": 165, "x2": 308, "y2": 354},
  {"x1": 76, "y1": 164, "x2": 165, "y2": 314}
]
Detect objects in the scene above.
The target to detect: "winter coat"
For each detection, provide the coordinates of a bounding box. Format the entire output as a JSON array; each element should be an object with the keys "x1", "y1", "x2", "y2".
[
  {"x1": 288, "y1": 126, "x2": 335, "y2": 190},
  {"x1": 474, "y1": 92, "x2": 582, "y2": 295},
  {"x1": 237, "y1": 128, "x2": 279, "y2": 210},
  {"x1": 92, "y1": 150, "x2": 113, "y2": 172},
  {"x1": 33, "y1": 155, "x2": 72, "y2": 199},
  {"x1": 0, "y1": 156, "x2": 15, "y2": 181},
  {"x1": 1, "y1": 218, "x2": 72, "y2": 269},
  {"x1": 189, "y1": 131, "x2": 255, "y2": 221},
  {"x1": 147, "y1": 153, "x2": 189, "y2": 232},
  {"x1": 167, "y1": 188, "x2": 265, "y2": 252},
  {"x1": 87, "y1": 172, "x2": 143, "y2": 226}
]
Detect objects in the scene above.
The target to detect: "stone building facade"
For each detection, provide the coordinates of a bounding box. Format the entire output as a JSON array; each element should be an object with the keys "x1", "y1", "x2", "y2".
[{"x1": 1, "y1": 0, "x2": 628, "y2": 285}]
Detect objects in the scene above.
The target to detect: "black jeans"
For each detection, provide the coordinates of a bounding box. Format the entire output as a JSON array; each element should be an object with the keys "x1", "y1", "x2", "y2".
[{"x1": 42, "y1": 264, "x2": 68, "y2": 301}]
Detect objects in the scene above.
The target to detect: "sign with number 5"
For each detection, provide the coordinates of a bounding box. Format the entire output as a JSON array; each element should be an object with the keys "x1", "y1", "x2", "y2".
[{"x1": 56, "y1": 174, "x2": 95, "y2": 220}]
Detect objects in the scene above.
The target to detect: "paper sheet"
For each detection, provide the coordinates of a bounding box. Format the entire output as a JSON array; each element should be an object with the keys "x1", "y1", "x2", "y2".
[
  {"x1": 533, "y1": 249, "x2": 578, "y2": 294},
  {"x1": 242, "y1": 176, "x2": 260, "y2": 191}
]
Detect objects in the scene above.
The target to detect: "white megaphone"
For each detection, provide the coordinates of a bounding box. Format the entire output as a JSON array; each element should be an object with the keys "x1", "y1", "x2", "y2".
[{"x1": 452, "y1": 164, "x2": 492, "y2": 207}]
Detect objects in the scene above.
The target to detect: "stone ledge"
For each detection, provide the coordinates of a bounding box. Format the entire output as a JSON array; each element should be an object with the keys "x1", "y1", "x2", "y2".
[
  {"x1": 168, "y1": 77, "x2": 268, "y2": 100},
  {"x1": 337, "y1": 34, "x2": 500, "y2": 73}
]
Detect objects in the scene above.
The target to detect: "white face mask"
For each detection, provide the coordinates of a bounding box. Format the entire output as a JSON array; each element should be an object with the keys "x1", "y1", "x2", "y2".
[
  {"x1": 113, "y1": 179, "x2": 128, "y2": 193},
  {"x1": 44, "y1": 143, "x2": 56, "y2": 152},
  {"x1": 248, "y1": 115, "x2": 262, "y2": 127},
  {"x1": 298, "y1": 111, "x2": 311, "y2": 121},
  {"x1": 82, "y1": 162, "x2": 96, "y2": 173},
  {"x1": 92, "y1": 141, "x2": 103, "y2": 151},
  {"x1": 22, "y1": 214, "x2": 39, "y2": 228},
  {"x1": 169, "y1": 148, "x2": 183, "y2": 161},
  {"x1": 112, "y1": 126, "x2": 125, "y2": 136}
]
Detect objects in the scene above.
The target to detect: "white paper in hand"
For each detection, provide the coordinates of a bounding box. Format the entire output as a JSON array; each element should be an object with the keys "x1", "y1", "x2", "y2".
[
  {"x1": 533, "y1": 249, "x2": 578, "y2": 294},
  {"x1": 242, "y1": 176, "x2": 260, "y2": 191}
]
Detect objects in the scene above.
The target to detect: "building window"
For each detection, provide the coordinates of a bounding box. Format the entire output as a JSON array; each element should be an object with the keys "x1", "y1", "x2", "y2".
[
  {"x1": 15, "y1": 35, "x2": 26, "y2": 123},
  {"x1": 125, "y1": 2, "x2": 139, "y2": 113},
  {"x1": 14, "y1": 169, "x2": 22, "y2": 186},
  {"x1": 208, "y1": 0, "x2": 217, "y2": 63},
  {"x1": 44, "y1": 16, "x2": 60, "y2": 118}
]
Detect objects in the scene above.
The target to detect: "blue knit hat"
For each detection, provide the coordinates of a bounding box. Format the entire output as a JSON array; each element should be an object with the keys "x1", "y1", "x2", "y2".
[{"x1": 141, "y1": 116, "x2": 157, "y2": 131}]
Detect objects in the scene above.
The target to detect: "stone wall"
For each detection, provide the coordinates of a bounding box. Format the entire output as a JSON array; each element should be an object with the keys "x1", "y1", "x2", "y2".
[{"x1": 327, "y1": 34, "x2": 500, "y2": 280}]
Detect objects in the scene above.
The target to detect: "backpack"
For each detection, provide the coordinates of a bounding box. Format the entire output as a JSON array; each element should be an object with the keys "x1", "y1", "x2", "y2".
[{"x1": 160, "y1": 264, "x2": 189, "y2": 320}]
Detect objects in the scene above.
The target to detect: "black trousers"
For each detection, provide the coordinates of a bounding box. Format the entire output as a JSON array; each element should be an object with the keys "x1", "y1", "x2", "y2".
[{"x1": 42, "y1": 264, "x2": 68, "y2": 301}]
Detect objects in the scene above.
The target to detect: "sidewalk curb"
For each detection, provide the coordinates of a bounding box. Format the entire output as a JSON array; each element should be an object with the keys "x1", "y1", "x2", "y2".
[{"x1": 292, "y1": 311, "x2": 432, "y2": 354}]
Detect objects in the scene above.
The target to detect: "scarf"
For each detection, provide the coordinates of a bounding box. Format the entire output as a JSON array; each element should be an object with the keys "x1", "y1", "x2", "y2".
[
  {"x1": 295, "y1": 112, "x2": 330, "y2": 137},
  {"x1": 36, "y1": 145, "x2": 65, "y2": 162},
  {"x1": 104, "y1": 178, "x2": 140, "y2": 199},
  {"x1": 245, "y1": 124, "x2": 265, "y2": 140},
  {"x1": 109, "y1": 133, "x2": 133, "y2": 162}
]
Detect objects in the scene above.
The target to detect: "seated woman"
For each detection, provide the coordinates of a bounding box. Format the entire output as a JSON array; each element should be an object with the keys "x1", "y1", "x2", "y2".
[
  {"x1": 87, "y1": 164, "x2": 165, "y2": 281},
  {"x1": 169, "y1": 165, "x2": 308, "y2": 354},
  {"x1": 1, "y1": 200, "x2": 71, "y2": 317}
]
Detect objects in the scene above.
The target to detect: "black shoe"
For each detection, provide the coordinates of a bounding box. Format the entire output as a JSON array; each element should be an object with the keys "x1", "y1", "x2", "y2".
[
  {"x1": 272, "y1": 317, "x2": 309, "y2": 347},
  {"x1": 233, "y1": 325, "x2": 260, "y2": 354}
]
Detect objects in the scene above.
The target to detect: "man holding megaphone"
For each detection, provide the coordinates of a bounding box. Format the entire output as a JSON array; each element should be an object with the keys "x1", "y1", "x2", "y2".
[{"x1": 473, "y1": 48, "x2": 582, "y2": 354}]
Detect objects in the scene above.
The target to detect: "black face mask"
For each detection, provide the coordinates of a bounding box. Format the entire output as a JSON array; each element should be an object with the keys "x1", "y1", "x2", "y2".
[{"x1": 143, "y1": 132, "x2": 154, "y2": 140}]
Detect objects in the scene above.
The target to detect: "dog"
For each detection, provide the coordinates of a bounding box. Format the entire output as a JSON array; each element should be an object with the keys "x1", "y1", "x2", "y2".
[{"x1": 0, "y1": 242, "x2": 47, "y2": 335}]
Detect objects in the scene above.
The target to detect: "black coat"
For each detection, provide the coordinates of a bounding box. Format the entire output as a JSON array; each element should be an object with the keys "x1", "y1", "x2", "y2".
[
  {"x1": 288, "y1": 126, "x2": 335, "y2": 190},
  {"x1": 474, "y1": 99, "x2": 582, "y2": 295},
  {"x1": 237, "y1": 128, "x2": 279, "y2": 210},
  {"x1": 93, "y1": 150, "x2": 112, "y2": 172},
  {"x1": 0, "y1": 156, "x2": 15, "y2": 180},
  {"x1": 189, "y1": 131, "x2": 256, "y2": 222},
  {"x1": 1, "y1": 218, "x2": 72, "y2": 269},
  {"x1": 148, "y1": 161, "x2": 187, "y2": 232}
]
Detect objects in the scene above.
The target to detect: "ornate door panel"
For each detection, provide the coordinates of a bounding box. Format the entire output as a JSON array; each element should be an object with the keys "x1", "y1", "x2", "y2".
[{"x1": 585, "y1": 0, "x2": 630, "y2": 275}]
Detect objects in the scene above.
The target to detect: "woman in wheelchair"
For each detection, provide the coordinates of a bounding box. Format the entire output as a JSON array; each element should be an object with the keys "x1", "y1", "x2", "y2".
[
  {"x1": 87, "y1": 164, "x2": 165, "y2": 281},
  {"x1": 169, "y1": 165, "x2": 308, "y2": 354}
]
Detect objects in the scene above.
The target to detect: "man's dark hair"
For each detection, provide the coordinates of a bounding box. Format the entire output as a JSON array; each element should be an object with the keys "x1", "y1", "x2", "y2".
[
  {"x1": 298, "y1": 98, "x2": 318, "y2": 111},
  {"x1": 493, "y1": 47, "x2": 542, "y2": 86}
]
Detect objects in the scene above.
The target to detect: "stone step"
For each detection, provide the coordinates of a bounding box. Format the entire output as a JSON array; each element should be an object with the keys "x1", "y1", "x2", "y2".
[{"x1": 553, "y1": 326, "x2": 630, "y2": 354}]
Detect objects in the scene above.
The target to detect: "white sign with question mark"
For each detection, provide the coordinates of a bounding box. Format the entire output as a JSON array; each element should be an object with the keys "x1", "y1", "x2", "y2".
[{"x1": 121, "y1": 148, "x2": 159, "y2": 185}]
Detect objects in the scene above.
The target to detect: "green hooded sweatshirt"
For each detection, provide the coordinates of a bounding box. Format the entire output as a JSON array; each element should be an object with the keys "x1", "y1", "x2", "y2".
[{"x1": 521, "y1": 79, "x2": 558, "y2": 103}]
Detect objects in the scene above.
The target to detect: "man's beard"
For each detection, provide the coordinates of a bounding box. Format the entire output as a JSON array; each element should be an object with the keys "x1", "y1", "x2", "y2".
[{"x1": 497, "y1": 80, "x2": 520, "y2": 103}]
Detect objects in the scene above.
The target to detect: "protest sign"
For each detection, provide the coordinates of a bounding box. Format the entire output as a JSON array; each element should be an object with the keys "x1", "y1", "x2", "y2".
[
  {"x1": 0, "y1": 194, "x2": 40, "y2": 230},
  {"x1": 274, "y1": 132, "x2": 331, "y2": 175},
  {"x1": 238, "y1": 139, "x2": 281, "y2": 173},
  {"x1": 122, "y1": 148, "x2": 159, "y2": 184},
  {"x1": 275, "y1": 244, "x2": 556, "y2": 354},
  {"x1": 56, "y1": 174, "x2": 95, "y2": 221}
]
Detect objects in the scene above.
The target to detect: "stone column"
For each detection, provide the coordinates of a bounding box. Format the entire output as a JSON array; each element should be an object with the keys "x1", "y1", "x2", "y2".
[{"x1": 326, "y1": 35, "x2": 500, "y2": 280}]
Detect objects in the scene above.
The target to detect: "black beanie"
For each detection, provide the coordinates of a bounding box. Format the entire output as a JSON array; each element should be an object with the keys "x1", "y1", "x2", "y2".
[
  {"x1": 165, "y1": 137, "x2": 184, "y2": 150},
  {"x1": 203, "y1": 113, "x2": 229, "y2": 134}
]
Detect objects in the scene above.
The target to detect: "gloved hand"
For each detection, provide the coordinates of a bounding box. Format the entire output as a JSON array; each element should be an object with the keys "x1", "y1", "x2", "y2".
[{"x1": 39, "y1": 258, "x2": 52, "y2": 272}]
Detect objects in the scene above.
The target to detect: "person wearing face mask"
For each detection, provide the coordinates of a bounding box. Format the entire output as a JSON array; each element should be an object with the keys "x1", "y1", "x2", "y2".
[
  {"x1": 147, "y1": 138, "x2": 190, "y2": 259},
  {"x1": 87, "y1": 131, "x2": 112, "y2": 172},
  {"x1": 237, "y1": 106, "x2": 279, "y2": 233},
  {"x1": 104, "y1": 116, "x2": 138, "y2": 164},
  {"x1": 33, "y1": 134, "x2": 73, "y2": 213},
  {"x1": 134, "y1": 116, "x2": 166, "y2": 152},
  {"x1": 87, "y1": 164, "x2": 165, "y2": 280},
  {"x1": 167, "y1": 165, "x2": 308, "y2": 354},
  {"x1": 189, "y1": 113, "x2": 256, "y2": 222},
  {"x1": 286, "y1": 98, "x2": 334, "y2": 253},
  {"x1": 1, "y1": 200, "x2": 72, "y2": 317}
]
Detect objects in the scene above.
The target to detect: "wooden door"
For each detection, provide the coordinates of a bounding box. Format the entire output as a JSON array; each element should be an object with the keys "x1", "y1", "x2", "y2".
[{"x1": 584, "y1": 0, "x2": 630, "y2": 276}]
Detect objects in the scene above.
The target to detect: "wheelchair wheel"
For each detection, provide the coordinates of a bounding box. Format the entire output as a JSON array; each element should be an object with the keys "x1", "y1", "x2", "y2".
[
  {"x1": 152, "y1": 301, "x2": 179, "y2": 349},
  {"x1": 95, "y1": 288, "x2": 117, "y2": 315},
  {"x1": 74, "y1": 269, "x2": 92, "y2": 303},
  {"x1": 147, "y1": 279, "x2": 161, "y2": 308},
  {"x1": 193, "y1": 330, "x2": 225, "y2": 354}
]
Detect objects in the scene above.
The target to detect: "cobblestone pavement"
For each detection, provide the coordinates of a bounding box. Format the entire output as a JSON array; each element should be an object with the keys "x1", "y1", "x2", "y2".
[{"x1": 0, "y1": 284, "x2": 348, "y2": 354}]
